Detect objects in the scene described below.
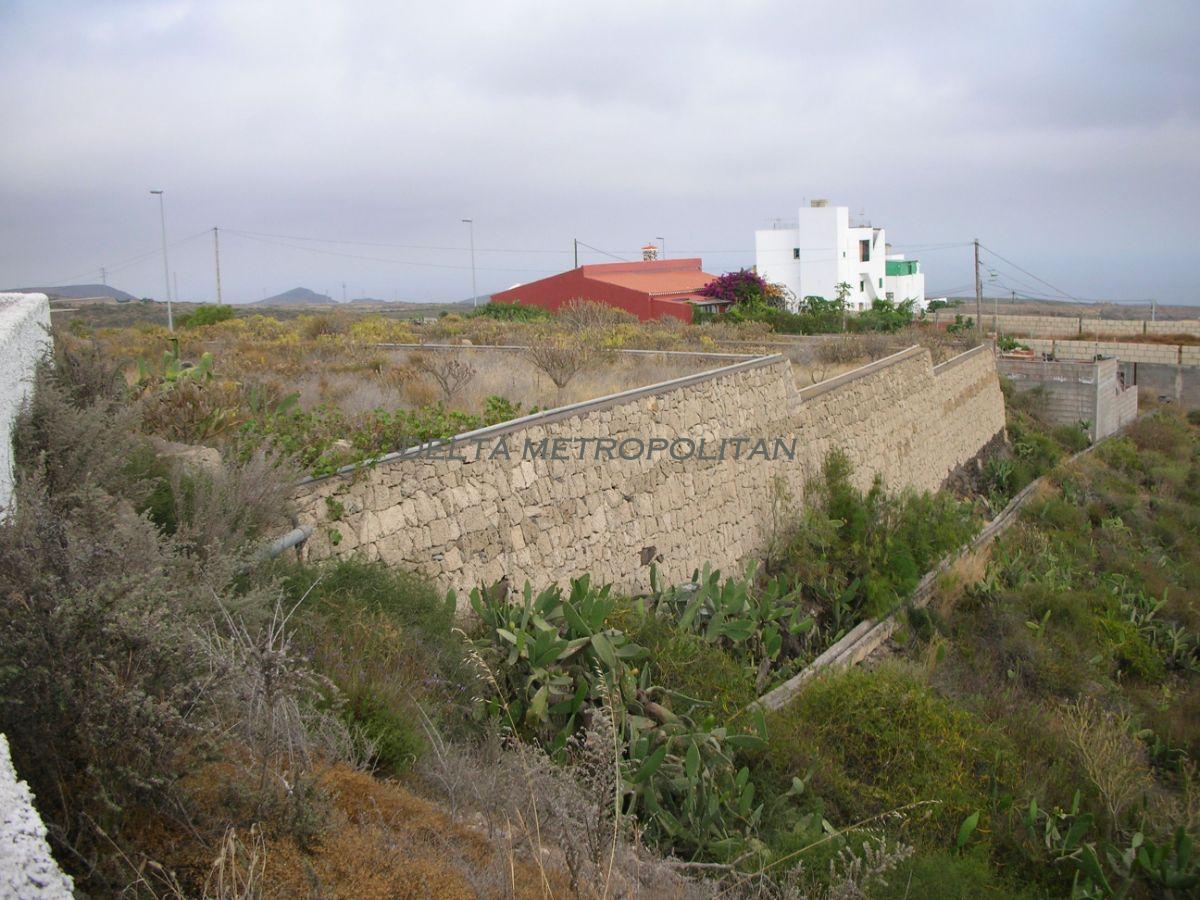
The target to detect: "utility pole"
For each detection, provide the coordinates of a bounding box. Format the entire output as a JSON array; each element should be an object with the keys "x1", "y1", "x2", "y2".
[
  {"x1": 462, "y1": 218, "x2": 477, "y2": 307},
  {"x1": 1151, "y1": 299, "x2": 1157, "y2": 322},
  {"x1": 656, "y1": 236, "x2": 665, "y2": 260},
  {"x1": 973, "y1": 238, "x2": 983, "y2": 339},
  {"x1": 574, "y1": 238, "x2": 578, "y2": 269},
  {"x1": 341, "y1": 281, "x2": 347, "y2": 304},
  {"x1": 213, "y1": 227, "x2": 223, "y2": 304},
  {"x1": 100, "y1": 266, "x2": 107, "y2": 286},
  {"x1": 150, "y1": 190, "x2": 173, "y2": 331}
]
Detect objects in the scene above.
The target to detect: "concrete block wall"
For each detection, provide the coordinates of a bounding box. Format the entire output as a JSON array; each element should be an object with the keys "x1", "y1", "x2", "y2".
[
  {"x1": 1020, "y1": 338, "x2": 1195, "y2": 367},
  {"x1": 998, "y1": 356, "x2": 1137, "y2": 440},
  {"x1": 930, "y1": 311, "x2": 1200, "y2": 339},
  {"x1": 293, "y1": 345, "x2": 1006, "y2": 600},
  {"x1": 0, "y1": 294, "x2": 51, "y2": 518}
]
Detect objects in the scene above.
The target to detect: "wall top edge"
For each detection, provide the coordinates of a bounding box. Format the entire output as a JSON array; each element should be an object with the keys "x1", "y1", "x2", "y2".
[
  {"x1": 797, "y1": 345, "x2": 926, "y2": 401},
  {"x1": 298, "y1": 352, "x2": 788, "y2": 486}
]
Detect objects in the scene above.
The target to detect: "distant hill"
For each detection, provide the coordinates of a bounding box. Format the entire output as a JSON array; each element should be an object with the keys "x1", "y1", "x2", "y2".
[
  {"x1": 6, "y1": 284, "x2": 138, "y2": 302},
  {"x1": 254, "y1": 287, "x2": 334, "y2": 306}
]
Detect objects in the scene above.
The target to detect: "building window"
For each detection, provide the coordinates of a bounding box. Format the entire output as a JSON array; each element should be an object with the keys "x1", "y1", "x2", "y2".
[
  {"x1": 886, "y1": 291, "x2": 894, "y2": 301},
  {"x1": 859, "y1": 279, "x2": 864, "y2": 292},
  {"x1": 859, "y1": 239, "x2": 870, "y2": 262},
  {"x1": 879, "y1": 277, "x2": 883, "y2": 289},
  {"x1": 793, "y1": 248, "x2": 800, "y2": 259}
]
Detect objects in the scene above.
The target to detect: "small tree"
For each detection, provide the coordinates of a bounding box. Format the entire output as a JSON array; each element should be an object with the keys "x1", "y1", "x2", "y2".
[
  {"x1": 524, "y1": 334, "x2": 589, "y2": 392},
  {"x1": 411, "y1": 353, "x2": 476, "y2": 403},
  {"x1": 558, "y1": 298, "x2": 637, "y2": 329}
]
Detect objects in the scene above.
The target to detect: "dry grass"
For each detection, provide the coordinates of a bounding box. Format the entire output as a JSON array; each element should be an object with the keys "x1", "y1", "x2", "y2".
[
  {"x1": 68, "y1": 313, "x2": 732, "y2": 422},
  {"x1": 265, "y1": 764, "x2": 574, "y2": 899}
]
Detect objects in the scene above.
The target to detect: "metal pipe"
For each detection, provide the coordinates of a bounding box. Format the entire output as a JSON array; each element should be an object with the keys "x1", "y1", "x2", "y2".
[{"x1": 260, "y1": 524, "x2": 313, "y2": 561}]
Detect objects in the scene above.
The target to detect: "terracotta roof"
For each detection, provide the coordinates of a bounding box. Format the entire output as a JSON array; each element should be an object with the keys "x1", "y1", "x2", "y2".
[{"x1": 585, "y1": 267, "x2": 718, "y2": 297}]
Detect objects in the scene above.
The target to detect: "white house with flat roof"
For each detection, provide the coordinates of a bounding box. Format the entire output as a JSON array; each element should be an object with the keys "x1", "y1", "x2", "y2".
[{"x1": 755, "y1": 200, "x2": 927, "y2": 312}]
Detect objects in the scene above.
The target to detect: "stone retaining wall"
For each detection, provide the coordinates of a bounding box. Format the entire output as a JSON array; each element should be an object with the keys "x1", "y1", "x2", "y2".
[{"x1": 293, "y1": 345, "x2": 1006, "y2": 601}]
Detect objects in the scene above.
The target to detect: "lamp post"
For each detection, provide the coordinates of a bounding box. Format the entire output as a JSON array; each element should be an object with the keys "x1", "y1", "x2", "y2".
[
  {"x1": 462, "y1": 218, "x2": 477, "y2": 307},
  {"x1": 656, "y1": 236, "x2": 665, "y2": 260},
  {"x1": 149, "y1": 190, "x2": 173, "y2": 331}
]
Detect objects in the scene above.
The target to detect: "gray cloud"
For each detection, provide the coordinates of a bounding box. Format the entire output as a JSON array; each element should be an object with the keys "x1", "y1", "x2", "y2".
[{"x1": 1, "y1": 0, "x2": 1196, "y2": 303}]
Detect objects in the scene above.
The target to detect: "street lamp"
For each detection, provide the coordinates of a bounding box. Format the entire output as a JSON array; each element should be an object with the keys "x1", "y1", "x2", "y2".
[
  {"x1": 656, "y1": 236, "x2": 665, "y2": 260},
  {"x1": 149, "y1": 190, "x2": 173, "y2": 331},
  {"x1": 462, "y1": 218, "x2": 477, "y2": 307}
]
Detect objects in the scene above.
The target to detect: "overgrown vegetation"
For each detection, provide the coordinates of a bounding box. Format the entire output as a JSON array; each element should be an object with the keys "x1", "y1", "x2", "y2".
[
  {"x1": 16, "y1": 309, "x2": 1199, "y2": 897},
  {"x1": 773, "y1": 451, "x2": 981, "y2": 627},
  {"x1": 982, "y1": 376, "x2": 1093, "y2": 507},
  {"x1": 693, "y1": 270, "x2": 921, "y2": 336}
]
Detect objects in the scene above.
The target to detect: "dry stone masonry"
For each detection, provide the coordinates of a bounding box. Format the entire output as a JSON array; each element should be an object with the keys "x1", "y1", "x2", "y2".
[{"x1": 294, "y1": 345, "x2": 1006, "y2": 603}]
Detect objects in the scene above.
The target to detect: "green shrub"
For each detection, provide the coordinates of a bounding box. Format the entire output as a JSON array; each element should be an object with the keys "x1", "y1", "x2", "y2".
[
  {"x1": 1093, "y1": 615, "x2": 1167, "y2": 682},
  {"x1": 179, "y1": 303, "x2": 235, "y2": 328},
  {"x1": 469, "y1": 300, "x2": 552, "y2": 321},
  {"x1": 775, "y1": 451, "x2": 979, "y2": 635},
  {"x1": 282, "y1": 558, "x2": 454, "y2": 638},
  {"x1": 278, "y1": 559, "x2": 465, "y2": 771},
  {"x1": 1023, "y1": 493, "x2": 1088, "y2": 531},
  {"x1": 612, "y1": 601, "x2": 758, "y2": 720},
  {"x1": 875, "y1": 849, "x2": 1035, "y2": 899},
  {"x1": 235, "y1": 394, "x2": 525, "y2": 476},
  {"x1": 1127, "y1": 412, "x2": 1190, "y2": 457},
  {"x1": 756, "y1": 665, "x2": 1010, "y2": 846},
  {"x1": 1050, "y1": 422, "x2": 1091, "y2": 454}
]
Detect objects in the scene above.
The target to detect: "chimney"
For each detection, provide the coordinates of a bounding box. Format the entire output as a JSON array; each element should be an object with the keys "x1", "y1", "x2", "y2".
[
  {"x1": 810, "y1": 199, "x2": 829, "y2": 208},
  {"x1": 641, "y1": 243, "x2": 659, "y2": 261}
]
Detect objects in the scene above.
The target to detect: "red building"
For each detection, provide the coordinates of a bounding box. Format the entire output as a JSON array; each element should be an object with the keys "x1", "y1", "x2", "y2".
[{"x1": 489, "y1": 258, "x2": 723, "y2": 323}]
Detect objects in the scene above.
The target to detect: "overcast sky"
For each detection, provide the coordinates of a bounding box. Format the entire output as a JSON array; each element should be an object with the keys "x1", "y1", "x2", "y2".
[{"x1": 2, "y1": 0, "x2": 1197, "y2": 304}]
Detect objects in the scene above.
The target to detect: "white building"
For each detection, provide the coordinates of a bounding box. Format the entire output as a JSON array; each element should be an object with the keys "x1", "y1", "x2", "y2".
[{"x1": 755, "y1": 200, "x2": 926, "y2": 312}]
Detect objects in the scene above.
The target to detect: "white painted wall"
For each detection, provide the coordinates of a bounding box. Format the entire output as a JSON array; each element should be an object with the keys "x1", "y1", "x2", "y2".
[
  {"x1": 0, "y1": 293, "x2": 51, "y2": 518},
  {"x1": 884, "y1": 254, "x2": 928, "y2": 310},
  {"x1": 0, "y1": 735, "x2": 74, "y2": 897},
  {"x1": 755, "y1": 204, "x2": 918, "y2": 312}
]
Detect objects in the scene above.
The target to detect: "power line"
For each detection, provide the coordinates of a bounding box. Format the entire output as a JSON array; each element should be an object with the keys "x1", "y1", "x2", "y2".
[
  {"x1": 217, "y1": 226, "x2": 968, "y2": 260},
  {"x1": 221, "y1": 226, "x2": 576, "y2": 255},
  {"x1": 571, "y1": 240, "x2": 629, "y2": 263},
  {"x1": 977, "y1": 243, "x2": 1083, "y2": 303},
  {"x1": 35, "y1": 229, "x2": 212, "y2": 286},
  {"x1": 225, "y1": 229, "x2": 559, "y2": 275}
]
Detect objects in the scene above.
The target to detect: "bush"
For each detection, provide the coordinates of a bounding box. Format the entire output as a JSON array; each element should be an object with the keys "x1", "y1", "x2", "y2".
[
  {"x1": 469, "y1": 299, "x2": 552, "y2": 321},
  {"x1": 277, "y1": 560, "x2": 466, "y2": 772},
  {"x1": 756, "y1": 665, "x2": 1010, "y2": 846},
  {"x1": 2, "y1": 349, "x2": 346, "y2": 891},
  {"x1": 875, "y1": 849, "x2": 1033, "y2": 899},
  {"x1": 1127, "y1": 412, "x2": 1190, "y2": 457},
  {"x1": 775, "y1": 451, "x2": 980, "y2": 632},
  {"x1": 850, "y1": 298, "x2": 916, "y2": 333},
  {"x1": 0, "y1": 470, "x2": 213, "y2": 881},
  {"x1": 697, "y1": 269, "x2": 784, "y2": 309},
  {"x1": 610, "y1": 601, "x2": 758, "y2": 720},
  {"x1": 346, "y1": 315, "x2": 417, "y2": 344},
  {"x1": 179, "y1": 303, "x2": 235, "y2": 328},
  {"x1": 558, "y1": 298, "x2": 638, "y2": 328}
]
